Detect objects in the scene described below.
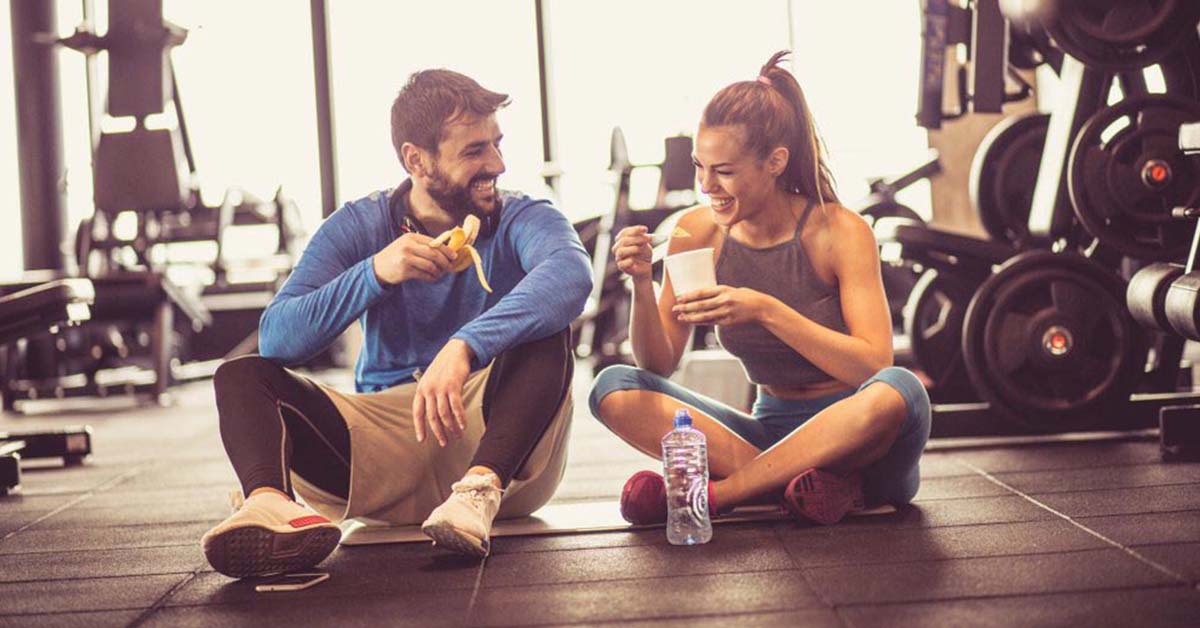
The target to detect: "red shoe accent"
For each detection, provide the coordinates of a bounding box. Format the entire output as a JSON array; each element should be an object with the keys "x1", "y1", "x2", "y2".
[
  {"x1": 782, "y1": 468, "x2": 864, "y2": 525},
  {"x1": 288, "y1": 515, "x2": 331, "y2": 528},
  {"x1": 707, "y1": 483, "x2": 720, "y2": 516},
  {"x1": 621, "y1": 471, "x2": 724, "y2": 524},
  {"x1": 620, "y1": 471, "x2": 667, "y2": 524}
]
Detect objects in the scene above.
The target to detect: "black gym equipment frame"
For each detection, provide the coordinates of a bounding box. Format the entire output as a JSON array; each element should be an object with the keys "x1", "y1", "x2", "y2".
[
  {"x1": 10, "y1": 0, "x2": 68, "y2": 272},
  {"x1": 0, "y1": 281, "x2": 97, "y2": 494}
]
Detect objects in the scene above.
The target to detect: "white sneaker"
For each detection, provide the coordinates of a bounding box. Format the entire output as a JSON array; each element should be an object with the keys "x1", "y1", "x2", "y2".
[
  {"x1": 421, "y1": 474, "x2": 504, "y2": 557},
  {"x1": 201, "y1": 490, "x2": 341, "y2": 578}
]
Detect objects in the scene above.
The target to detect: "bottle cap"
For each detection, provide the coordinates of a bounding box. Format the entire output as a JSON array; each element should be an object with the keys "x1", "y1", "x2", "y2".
[{"x1": 673, "y1": 408, "x2": 692, "y2": 429}]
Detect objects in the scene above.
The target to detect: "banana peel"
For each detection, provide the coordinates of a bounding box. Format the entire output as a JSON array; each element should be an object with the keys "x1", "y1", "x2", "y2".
[{"x1": 429, "y1": 214, "x2": 492, "y2": 292}]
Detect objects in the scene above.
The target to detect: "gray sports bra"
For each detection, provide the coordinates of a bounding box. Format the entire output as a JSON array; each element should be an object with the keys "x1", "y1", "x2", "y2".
[{"x1": 714, "y1": 201, "x2": 849, "y2": 387}]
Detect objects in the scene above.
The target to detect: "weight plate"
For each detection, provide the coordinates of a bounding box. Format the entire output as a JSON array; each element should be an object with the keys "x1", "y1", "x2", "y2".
[
  {"x1": 1068, "y1": 94, "x2": 1200, "y2": 261},
  {"x1": 1046, "y1": 0, "x2": 1200, "y2": 71},
  {"x1": 971, "y1": 112, "x2": 1050, "y2": 247},
  {"x1": 962, "y1": 251, "x2": 1146, "y2": 431},
  {"x1": 903, "y1": 268, "x2": 978, "y2": 402}
]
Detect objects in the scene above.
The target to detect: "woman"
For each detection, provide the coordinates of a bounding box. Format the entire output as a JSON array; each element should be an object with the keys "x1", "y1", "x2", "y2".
[{"x1": 588, "y1": 51, "x2": 931, "y2": 526}]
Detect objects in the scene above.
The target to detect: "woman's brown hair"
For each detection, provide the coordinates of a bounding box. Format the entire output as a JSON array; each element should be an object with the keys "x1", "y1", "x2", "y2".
[{"x1": 701, "y1": 50, "x2": 838, "y2": 205}]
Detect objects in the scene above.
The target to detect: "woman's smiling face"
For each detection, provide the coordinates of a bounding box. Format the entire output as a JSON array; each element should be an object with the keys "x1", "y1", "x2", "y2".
[{"x1": 693, "y1": 124, "x2": 782, "y2": 227}]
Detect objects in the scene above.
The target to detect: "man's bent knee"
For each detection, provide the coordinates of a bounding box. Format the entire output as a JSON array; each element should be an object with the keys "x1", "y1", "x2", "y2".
[{"x1": 213, "y1": 355, "x2": 280, "y2": 396}]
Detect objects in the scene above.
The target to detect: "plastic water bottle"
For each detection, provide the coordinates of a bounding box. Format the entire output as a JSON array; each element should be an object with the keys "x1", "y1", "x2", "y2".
[{"x1": 662, "y1": 408, "x2": 712, "y2": 545}]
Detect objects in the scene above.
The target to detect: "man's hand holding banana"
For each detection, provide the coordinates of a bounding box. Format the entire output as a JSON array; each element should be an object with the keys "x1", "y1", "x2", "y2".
[
  {"x1": 373, "y1": 232, "x2": 457, "y2": 286},
  {"x1": 372, "y1": 215, "x2": 492, "y2": 291}
]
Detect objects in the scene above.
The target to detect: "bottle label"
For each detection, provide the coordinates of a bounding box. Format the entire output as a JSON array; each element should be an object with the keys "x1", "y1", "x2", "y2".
[{"x1": 688, "y1": 478, "x2": 709, "y2": 523}]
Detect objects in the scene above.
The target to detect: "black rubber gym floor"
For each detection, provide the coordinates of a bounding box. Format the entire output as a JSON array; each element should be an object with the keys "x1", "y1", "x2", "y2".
[{"x1": 2, "y1": 366, "x2": 1200, "y2": 627}]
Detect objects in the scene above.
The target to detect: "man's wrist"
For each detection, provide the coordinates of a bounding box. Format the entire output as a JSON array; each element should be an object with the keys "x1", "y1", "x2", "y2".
[
  {"x1": 372, "y1": 254, "x2": 393, "y2": 287},
  {"x1": 447, "y1": 338, "x2": 477, "y2": 362}
]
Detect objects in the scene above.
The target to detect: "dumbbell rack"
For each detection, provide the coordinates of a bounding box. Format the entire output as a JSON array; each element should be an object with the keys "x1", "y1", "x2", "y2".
[{"x1": 1144, "y1": 121, "x2": 1200, "y2": 460}]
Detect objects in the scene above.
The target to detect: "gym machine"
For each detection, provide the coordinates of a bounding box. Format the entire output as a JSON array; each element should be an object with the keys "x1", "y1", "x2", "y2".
[
  {"x1": 884, "y1": 0, "x2": 1200, "y2": 436},
  {"x1": 0, "y1": 281, "x2": 97, "y2": 493},
  {"x1": 573, "y1": 128, "x2": 698, "y2": 373},
  {"x1": 854, "y1": 154, "x2": 940, "y2": 331},
  {"x1": 2, "y1": 0, "x2": 312, "y2": 411}
]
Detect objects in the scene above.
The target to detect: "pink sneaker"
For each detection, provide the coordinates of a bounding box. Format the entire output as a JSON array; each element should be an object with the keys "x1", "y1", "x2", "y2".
[
  {"x1": 620, "y1": 471, "x2": 721, "y2": 525},
  {"x1": 782, "y1": 468, "x2": 864, "y2": 525}
]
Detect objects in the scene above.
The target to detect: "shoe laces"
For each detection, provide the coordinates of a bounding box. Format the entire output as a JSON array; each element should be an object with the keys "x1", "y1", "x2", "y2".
[{"x1": 450, "y1": 474, "x2": 503, "y2": 511}]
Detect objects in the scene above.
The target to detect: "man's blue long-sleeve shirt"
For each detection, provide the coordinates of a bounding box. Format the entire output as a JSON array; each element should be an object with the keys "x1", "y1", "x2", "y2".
[{"x1": 258, "y1": 186, "x2": 592, "y2": 392}]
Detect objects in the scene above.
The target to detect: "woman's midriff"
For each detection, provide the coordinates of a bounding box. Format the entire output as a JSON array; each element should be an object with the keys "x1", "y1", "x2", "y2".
[{"x1": 761, "y1": 379, "x2": 854, "y2": 400}]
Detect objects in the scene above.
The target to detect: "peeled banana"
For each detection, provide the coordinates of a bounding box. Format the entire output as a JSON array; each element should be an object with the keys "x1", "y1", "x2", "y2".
[{"x1": 429, "y1": 214, "x2": 492, "y2": 292}]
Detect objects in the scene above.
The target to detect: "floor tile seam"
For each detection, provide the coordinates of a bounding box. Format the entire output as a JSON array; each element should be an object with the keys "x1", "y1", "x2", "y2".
[
  {"x1": 469, "y1": 607, "x2": 835, "y2": 628},
  {"x1": 956, "y1": 459, "x2": 1193, "y2": 585},
  {"x1": 987, "y1": 459, "x2": 1193, "y2": 475},
  {"x1": 126, "y1": 570, "x2": 203, "y2": 628},
  {"x1": 464, "y1": 553, "x2": 489, "y2": 625},
  {"x1": 775, "y1": 525, "x2": 837, "y2": 609},
  {"x1": 943, "y1": 461, "x2": 1166, "y2": 475},
  {"x1": 1076, "y1": 507, "x2": 1200, "y2": 522},
  {"x1": 484, "y1": 529, "x2": 780, "y2": 556},
  {"x1": 1016, "y1": 484, "x2": 1200, "y2": 499},
  {"x1": 21, "y1": 501, "x2": 231, "y2": 512},
  {"x1": 913, "y1": 480, "x2": 1200, "y2": 502},
  {"x1": 476, "y1": 565, "x2": 802, "y2": 591},
  {"x1": 828, "y1": 581, "x2": 1190, "y2": 611},
  {"x1": 797, "y1": 545, "x2": 1146, "y2": 571},
  {"x1": 487, "y1": 541, "x2": 666, "y2": 557},
  {"x1": 486, "y1": 514, "x2": 1089, "y2": 558},
  {"x1": 25, "y1": 515, "x2": 225, "y2": 530},
  {"x1": 910, "y1": 494, "x2": 1026, "y2": 503},
  {"x1": 0, "y1": 607, "x2": 151, "y2": 619},
  {"x1": 157, "y1": 581, "x2": 488, "y2": 608},
  {"x1": 792, "y1": 545, "x2": 1136, "y2": 570},
  {"x1": 823, "y1": 581, "x2": 1188, "y2": 608},
  {"x1": 0, "y1": 465, "x2": 150, "y2": 543},
  {"x1": 1126, "y1": 539, "x2": 1200, "y2": 550},
  {"x1": 0, "y1": 568, "x2": 199, "y2": 585},
  {"x1": 13, "y1": 519, "x2": 222, "y2": 531},
  {"x1": 0, "y1": 540, "x2": 197, "y2": 557},
  {"x1": 779, "y1": 515, "x2": 1063, "y2": 537}
]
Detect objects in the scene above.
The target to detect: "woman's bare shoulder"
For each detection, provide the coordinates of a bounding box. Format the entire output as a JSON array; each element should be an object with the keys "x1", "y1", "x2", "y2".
[
  {"x1": 668, "y1": 205, "x2": 721, "y2": 254},
  {"x1": 823, "y1": 203, "x2": 874, "y2": 241}
]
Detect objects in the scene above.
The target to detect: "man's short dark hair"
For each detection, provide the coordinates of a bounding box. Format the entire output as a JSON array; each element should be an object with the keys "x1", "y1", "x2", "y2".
[{"x1": 390, "y1": 69, "x2": 510, "y2": 168}]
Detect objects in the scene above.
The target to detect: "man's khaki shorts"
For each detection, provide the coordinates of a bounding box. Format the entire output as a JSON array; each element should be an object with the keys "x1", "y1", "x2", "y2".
[{"x1": 292, "y1": 361, "x2": 573, "y2": 526}]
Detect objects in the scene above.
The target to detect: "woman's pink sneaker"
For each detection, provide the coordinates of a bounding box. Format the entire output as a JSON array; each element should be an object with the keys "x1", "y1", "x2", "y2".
[
  {"x1": 782, "y1": 468, "x2": 864, "y2": 525},
  {"x1": 620, "y1": 471, "x2": 720, "y2": 525}
]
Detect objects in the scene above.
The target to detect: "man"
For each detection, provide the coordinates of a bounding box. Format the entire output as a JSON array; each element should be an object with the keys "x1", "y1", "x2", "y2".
[{"x1": 200, "y1": 69, "x2": 591, "y2": 577}]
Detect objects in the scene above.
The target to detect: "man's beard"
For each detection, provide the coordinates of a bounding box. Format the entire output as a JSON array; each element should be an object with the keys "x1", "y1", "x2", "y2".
[{"x1": 426, "y1": 166, "x2": 501, "y2": 221}]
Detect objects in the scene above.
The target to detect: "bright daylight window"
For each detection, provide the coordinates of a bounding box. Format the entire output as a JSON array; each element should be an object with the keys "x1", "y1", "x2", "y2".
[
  {"x1": 0, "y1": 1, "x2": 930, "y2": 279},
  {"x1": 790, "y1": 1, "x2": 931, "y2": 216},
  {"x1": 545, "y1": 0, "x2": 930, "y2": 222},
  {"x1": 328, "y1": 1, "x2": 546, "y2": 207},
  {"x1": 0, "y1": 5, "x2": 18, "y2": 279}
]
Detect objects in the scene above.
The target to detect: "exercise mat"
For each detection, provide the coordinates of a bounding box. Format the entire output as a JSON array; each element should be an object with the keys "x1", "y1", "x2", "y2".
[{"x1": 338, "y1": 500, "x2": 896, "y2": 545}]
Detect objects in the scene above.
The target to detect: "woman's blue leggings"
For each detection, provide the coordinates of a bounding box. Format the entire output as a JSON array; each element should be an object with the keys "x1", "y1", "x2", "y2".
[{"x1": 588, "y1": 365, "x2": 932, "y2": 506}]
